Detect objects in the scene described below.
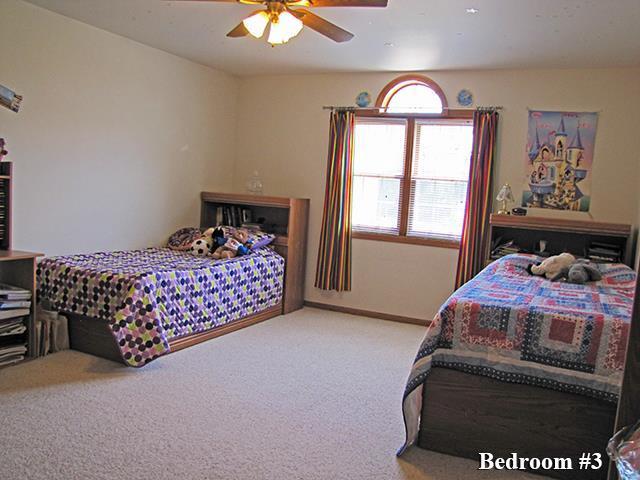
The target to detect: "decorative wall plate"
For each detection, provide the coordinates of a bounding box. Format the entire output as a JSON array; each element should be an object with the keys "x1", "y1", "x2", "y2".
[
  {"x1": 355, "y1": 91, "x2": 372, "y2": 108},
  {"x1": 457, "y1": 89, "x2": 473, "y2": 107}
]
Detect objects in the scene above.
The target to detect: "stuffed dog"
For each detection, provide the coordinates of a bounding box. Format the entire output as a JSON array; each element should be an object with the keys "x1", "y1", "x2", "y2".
[
  {"x1": 552, "y1": 261, "x2": 602, "y2": 284},
  {"x1": 527, "y1": 253, "x2": 576, "y2": 280}
]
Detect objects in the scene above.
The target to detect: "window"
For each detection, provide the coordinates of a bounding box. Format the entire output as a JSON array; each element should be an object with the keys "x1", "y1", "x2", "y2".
[
  {"x1": 352, "y1": 76, "x2": 474, "y2": 247},
  {"x1": 376, "y1": 74, "x2": 446, "y2": 114},
  {"x1": 352, "y1": 118, "x2": 406, "y2": 234}
]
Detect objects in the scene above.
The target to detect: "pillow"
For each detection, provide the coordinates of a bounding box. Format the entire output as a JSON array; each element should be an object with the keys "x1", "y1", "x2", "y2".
[
  {"x1": 248, "y1": 230, "x2": 276, "y2": 251},
  {"x1": 167, "y1": 227, "x2": 203, "y2": 251},
  {"x1": 213, "y1": 226, "x2": 276, "y2": 251}
]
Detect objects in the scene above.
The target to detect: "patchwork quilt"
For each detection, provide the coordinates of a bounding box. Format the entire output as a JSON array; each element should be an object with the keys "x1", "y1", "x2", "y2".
[
  {"x1": 399, "y1": 254, "x2": 636, "y2": 454},
  {"x1": 37, "y1": 247, "x2": 284, "y2": 367}
]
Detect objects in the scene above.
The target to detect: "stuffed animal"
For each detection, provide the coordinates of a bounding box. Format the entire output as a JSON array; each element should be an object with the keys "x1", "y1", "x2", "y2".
[
  {"x1": 212, "y1": 228, "x2": 251, "y2": 260},
  {"x1": 552, "y1": 261, "x2": 602, "y2": 284},
  {"x1": 167, "y1": 227, "x2": 203, "y2": 251},
  {"x1": 527, "y1": 252, "x2": 576, "y2": 280},
  {"x1": 211, "y1": 226, "x2": 228, "y2": 249},
  {"x1": 189, "y1": 227, "x2": 215, "y2": 256}
]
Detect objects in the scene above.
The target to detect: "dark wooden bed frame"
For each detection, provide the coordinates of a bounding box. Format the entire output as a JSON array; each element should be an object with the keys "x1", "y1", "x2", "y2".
[
  {"x1": 65, "y1": 192, "x2": 309, "y2": 364},
  {"x1": 419, "y1": 368, "x2": 616, "y2": 480},
  {"x1": 415, "y1": 217, "x2": 638, "y2": 480}
]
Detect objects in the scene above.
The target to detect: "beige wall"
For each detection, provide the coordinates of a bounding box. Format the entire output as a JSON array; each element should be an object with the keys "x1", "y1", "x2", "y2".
[
  {"x1": 0, "y1": 0, "x2": 238, "y2": 256},
  {"x1": 3, "y1": 0, "x2": 639, "y2": 319},
  {"x1": 233, "y1": 68, "x2": 640, "y2": 320}
]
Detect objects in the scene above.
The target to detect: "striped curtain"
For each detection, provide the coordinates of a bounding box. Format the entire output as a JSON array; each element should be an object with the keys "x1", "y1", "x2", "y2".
[
  {"x1": 314, "y1": 110, "x2": 355, "y2": 292},
  {"x1": 455, "y1": 110, "x2": 499, "y2": 289}
]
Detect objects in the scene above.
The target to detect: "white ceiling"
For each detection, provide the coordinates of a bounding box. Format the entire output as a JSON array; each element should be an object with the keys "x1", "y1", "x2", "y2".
[{"x1": 26, "y1": 0, "x2": 640, "y2": 76}]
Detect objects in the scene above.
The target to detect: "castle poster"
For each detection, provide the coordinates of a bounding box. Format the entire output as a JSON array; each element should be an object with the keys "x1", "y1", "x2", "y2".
[{"x1": 522, "y1": 110, "x2": 598, "y2": 212}]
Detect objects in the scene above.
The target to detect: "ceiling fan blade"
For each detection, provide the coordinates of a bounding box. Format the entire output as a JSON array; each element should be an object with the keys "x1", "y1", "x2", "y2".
[
  {"x1": 170, "y1": 0, "x2": 264, "y2": 4},
  {"x1": 308, "y1": 0, "x2": 388, "y2": 7},
  {"x1": 291, "y1": 9, "x2": 354, "y2": 42},
  {"x1": 227, "y1": 21, "x2": 250, "y2": 37}
]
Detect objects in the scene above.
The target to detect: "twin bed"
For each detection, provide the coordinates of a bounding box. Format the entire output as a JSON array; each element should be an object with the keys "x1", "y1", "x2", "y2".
[
  {"x1": 37, "y1": 247, "x2": 285, "y2": 366},
  {"x1": 36, "y1": 192, "x2": 309, "y2": 366},
  {"x1": 400, "y1": 253, "x2": 636, "y2": 480}
]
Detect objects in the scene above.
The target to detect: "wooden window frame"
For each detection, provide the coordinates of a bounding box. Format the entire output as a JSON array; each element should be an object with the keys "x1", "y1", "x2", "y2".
[
  {"x1": 375, "y1": 74, "x2": 449, "y2": 113},
  {"x1": 353, "y1": 76, "x2": 473, "y2": 249}
]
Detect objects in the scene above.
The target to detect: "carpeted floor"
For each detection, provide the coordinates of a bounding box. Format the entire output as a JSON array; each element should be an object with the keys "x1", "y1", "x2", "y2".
[{"x1": 0, "y1": 308, "x2": 547, "y2": 480}]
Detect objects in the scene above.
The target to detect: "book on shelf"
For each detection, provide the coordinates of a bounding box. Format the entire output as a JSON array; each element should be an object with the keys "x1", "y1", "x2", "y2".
[
  {"x1": 241, "y1": 222, "x2": 263, "y2": 231},
  {"x1": 0, "y1": 308, "x2": 29, "y2": 320},
  {"x1": 586, "y1": 241, "x2": 622, "y2": 263},
  {"x1": 490, "y1": 240, "x2": 523, "y2": 259},
  {"x1": 0, "y1": 343, "x2": 27, "y2": 367},
  {"x1": 0, "y1": 317, "x2": 27, "y2": 336},
  {"x1": 215, "y1": 205, "x2": 256, "y2": 228},
  {"x1": 0, "y1": 283, "x2": 31, "y2": 301},
  {"x1": 0, "y1": 300, "x2": 31, "y2": 310},
  {"x1": 216, "y1": 206, "x2": 224, "y2": 226}
]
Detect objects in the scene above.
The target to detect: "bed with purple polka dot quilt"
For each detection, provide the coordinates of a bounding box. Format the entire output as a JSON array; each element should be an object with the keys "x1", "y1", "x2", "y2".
[{"x1": 37, "y1": 247, "x2": 284, "y2": 367}]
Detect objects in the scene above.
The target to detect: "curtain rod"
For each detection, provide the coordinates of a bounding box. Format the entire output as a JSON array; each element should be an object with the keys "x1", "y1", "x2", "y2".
[{"x1": 322, "y1": 105, "x2": 503, "y2": 112}]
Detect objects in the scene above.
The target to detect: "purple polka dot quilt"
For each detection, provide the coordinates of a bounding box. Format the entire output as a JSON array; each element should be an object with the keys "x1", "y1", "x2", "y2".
[
  {"x1": 399, "y1": 254, "x2": 636, "y2": 454},
  {"x1": 37, "y1": 247, "x2": 284, "y2": 367}
]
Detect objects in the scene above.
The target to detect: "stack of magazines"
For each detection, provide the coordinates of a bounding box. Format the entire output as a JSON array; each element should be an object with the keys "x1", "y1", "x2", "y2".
[
  {"x1": 0, "y1": 282, "x2": 31, "y2": 367},
  {"x1": 490, "y1": 240, "x2": 522, "y2": 260},
  {"x1": 587, "y1": 242, "x2": 622, "y2": 263}
]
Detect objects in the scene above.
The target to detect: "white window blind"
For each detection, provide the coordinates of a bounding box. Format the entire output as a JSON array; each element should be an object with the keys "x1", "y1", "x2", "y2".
[
  {"x1": 408, "y1": 119, "x2": 473, "y2": 240},
  {"x1": 352, "y1": 118, "x2": 407, "y2": 234},
  {"x1": 386, "y1": 84, "x2": 443, "y2": 114}
]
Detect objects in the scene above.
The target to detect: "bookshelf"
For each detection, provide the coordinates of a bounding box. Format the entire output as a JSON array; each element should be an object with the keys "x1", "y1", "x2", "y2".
[
  {"x1": 0, "y1": 251, "x2": 43, "y2": 364},
  {"x1": 0, "y1": 163, "x2": 45, "y2": 366},
  {"x1": 0, "y1": 162, "x2": 12, "y2": 249},
  {"x1": 487, "y1": 214, "x2": 635, "y2": 267},
  {"x1": 200, "y1": 192, "x2": 310, "y2": 314}
]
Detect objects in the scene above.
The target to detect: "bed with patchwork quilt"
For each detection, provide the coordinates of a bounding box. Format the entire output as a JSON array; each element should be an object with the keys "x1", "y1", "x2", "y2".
[
  {"x1": 399, "y1": 253, "x2": 636, "y2": 456},
  {"x1": 37, "y1": 247, "x2": 284, "y2": 367}
]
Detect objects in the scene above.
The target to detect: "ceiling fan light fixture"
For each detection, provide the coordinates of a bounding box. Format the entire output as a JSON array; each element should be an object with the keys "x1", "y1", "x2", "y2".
[
  {"x1": 267, "y1": 11, "x2": 303, "y2": 45},
  {"x1": 242, "y1": 10, "x2": 270, "y2": 38}
]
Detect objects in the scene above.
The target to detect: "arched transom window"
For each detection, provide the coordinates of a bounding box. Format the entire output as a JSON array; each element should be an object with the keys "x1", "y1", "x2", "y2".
[
  {"x1": 352, "y1": 75, "x2": 473, "y2": 247},
  {"x1": 376, "y1": 75, "x2": 448, "y2": 114}
]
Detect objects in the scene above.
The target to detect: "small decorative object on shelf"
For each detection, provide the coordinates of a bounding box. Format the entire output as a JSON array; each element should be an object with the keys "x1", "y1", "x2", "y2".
[
  {"x1": 511, "y1": 207, "x2": 527, "y2": 216},
  {"x1": 0, "y1": 139, "x2": 7, "y2": 161},
  {"x1": 0, "y1": 84, "x2": 22, "y2": 113},
  {"x1": 355, "y1": 91, "x2": 371, "y2": 108},
  {"x1": 246, "y1": 170, "x2": 264, "y2": 195},
  {"x1": 457, "y1": 89, "x2": 473, "y2": 107},
  {"x1": 496, "y1": 183, "x2": 515, "y2": 215}
]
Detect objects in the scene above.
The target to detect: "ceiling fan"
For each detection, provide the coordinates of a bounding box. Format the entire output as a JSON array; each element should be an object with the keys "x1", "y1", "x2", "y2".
[{"x1": 176, "y1": 0, "x2": 389, "y2": 45}]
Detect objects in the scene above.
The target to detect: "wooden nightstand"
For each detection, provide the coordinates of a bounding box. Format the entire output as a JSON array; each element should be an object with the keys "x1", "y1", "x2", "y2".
[{"x1": 0, "y1": 250, "x2": 44, "y2": 359}]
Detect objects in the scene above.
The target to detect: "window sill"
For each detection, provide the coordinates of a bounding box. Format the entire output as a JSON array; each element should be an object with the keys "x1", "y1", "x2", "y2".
[{"x1": 352, "y1": 231, "x2": 460, "y2": 249}]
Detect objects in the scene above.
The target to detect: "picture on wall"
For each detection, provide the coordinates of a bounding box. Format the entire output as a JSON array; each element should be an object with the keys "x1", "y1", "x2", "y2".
[{"x1": 522, "y1": 110, "x2": 598, "y2": 212}]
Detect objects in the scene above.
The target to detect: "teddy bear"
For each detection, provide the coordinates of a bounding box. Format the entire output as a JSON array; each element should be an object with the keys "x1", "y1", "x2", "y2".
[
  {"x1": 189, "y1": 227, "x2": 216, "y2": 256},
  {"x1": 527, "y1": 252, "x2": 576, "y2": 280},
  {"x1": 212, "y1": 228, "x2": 251, "y2": 260}
]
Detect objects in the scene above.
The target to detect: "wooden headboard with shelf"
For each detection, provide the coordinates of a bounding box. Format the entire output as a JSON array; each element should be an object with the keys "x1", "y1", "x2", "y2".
[
  {"x1": 488, "y1": 214, "x2": 636, "y2": 267},
  {"x1": 200, "y1": 192, "x2": 310, "y2": 314}
]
